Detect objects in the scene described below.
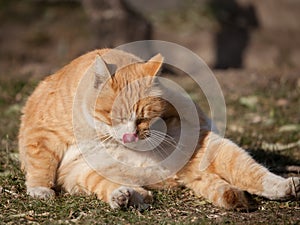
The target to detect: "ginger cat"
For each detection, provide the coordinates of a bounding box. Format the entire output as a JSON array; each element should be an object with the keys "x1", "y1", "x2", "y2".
[{"x1": 19, "y1": 49, "x2": 300, "y2": 210}]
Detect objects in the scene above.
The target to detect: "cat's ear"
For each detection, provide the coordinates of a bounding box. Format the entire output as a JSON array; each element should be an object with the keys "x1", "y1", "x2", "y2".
[
  {"x1": 94, "y1": 55, "x2": 111, "y2": 89},
  {"x1": 144, "y1": 53, "x2": 164, "y2": 76}
]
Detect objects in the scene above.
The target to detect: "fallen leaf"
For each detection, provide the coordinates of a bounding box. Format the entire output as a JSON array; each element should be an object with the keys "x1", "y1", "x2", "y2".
[
  {"x1": 239, "y1": 96, "x2": 258, "y2": 109},
  {"x1": 4, "y1": 104, "x2": 22, "y2": 115},
  {"x1": 278, "y1": 124, "x2": 300, "y2": 132}
]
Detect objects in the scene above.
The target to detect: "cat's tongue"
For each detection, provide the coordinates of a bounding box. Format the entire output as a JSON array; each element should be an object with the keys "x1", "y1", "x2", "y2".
[{"x1": 122, "y1": 133, "x2": 138, "y2": 143}]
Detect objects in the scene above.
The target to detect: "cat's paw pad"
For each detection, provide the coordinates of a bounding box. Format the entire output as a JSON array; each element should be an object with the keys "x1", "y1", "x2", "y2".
[
  {"x1": 27, "y1": 186, "x2": 55, "y2": 199},
  {"x1": 109, "y1": 186, "x2": 134, "y2": 209}
]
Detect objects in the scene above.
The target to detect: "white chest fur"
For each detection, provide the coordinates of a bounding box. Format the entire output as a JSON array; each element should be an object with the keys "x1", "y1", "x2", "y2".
[{"x1": 60, "y1": 140, "x2": 175, "y2": 186}]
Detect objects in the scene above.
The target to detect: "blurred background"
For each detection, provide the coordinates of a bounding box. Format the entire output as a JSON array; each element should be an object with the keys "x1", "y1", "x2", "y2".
[
  {"x1": 1, "y1": 0, "x2": 300, "y2": 146},
  {"x1": 1, "y1": 0, "x2": 300, "y2": 80}
]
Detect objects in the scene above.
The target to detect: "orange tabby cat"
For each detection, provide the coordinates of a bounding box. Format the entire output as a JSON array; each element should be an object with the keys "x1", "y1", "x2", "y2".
[{"x1": 19, "y1": 49, "x2": 300, "y2": 210}]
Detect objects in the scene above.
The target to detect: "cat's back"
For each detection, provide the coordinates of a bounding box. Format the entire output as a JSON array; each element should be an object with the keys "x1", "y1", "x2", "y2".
[
  {"x1": 19, "y1": 50, "x2": 109, "y2": 147},
  {"x1": 21, "y1": 49, "x2": 109, "y2": 116}
]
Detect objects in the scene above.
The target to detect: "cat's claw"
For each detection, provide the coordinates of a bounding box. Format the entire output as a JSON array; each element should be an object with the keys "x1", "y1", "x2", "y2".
[
  {"x1": 109, "y1": 186, "x2": 133, "y2": 209},
  {"x1": 268, "y1": 177, "x2": 300, "y2": 200},
  {"x1": 27, "y1": 186, "x2": 55, "y2": 199},
  {"x1": 287, "y1": 177, "x2": 300, "y2": 198},
  {"x1": 275, "y1": 177, "x2": 300, "y2": 200},
  {"x1": 109, "y1": 186, "x2": 149, "y2": 210}
]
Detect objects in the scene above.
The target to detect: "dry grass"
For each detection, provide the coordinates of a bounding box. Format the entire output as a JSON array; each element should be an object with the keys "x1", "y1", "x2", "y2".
[{"x1": 0, "y1": 70, "x2": 300, "y2": 224}]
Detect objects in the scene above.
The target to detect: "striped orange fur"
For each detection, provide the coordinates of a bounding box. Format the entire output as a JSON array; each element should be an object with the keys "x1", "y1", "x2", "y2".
[{"x1": 19, "y1": 49, "x2": 300, "y2": 210}]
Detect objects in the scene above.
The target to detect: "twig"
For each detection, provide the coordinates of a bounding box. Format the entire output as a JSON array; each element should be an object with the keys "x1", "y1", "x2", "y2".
[
  {"x1": 9, "y1": 213, "x2": 27, "y2": 218},
  {"x1": 262, "y1": 140, "x2": 300, "y2": 151},
  {"x1": 2, "y1": 188, "x2": 19, "y2": 197},
  {"x1": 9, "y1": 212, "x2": 50, "y2": 219}
]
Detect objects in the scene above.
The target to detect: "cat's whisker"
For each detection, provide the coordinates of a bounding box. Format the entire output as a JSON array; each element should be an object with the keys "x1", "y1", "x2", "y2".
[
  {"x1": 148, "y1": 132, "x2": 175, "y2": 148},
  {"x1": 144, "y1": 137, "x2": 165, "y2": 157},
  {"x1": 89, "y1": 133, "x2": 114, "y2": 146},
  {"x1": 139, "y1": 129, "x2": 182, "y2": 158},
  {"x1": 147, "y1": 135, "x2": 172, "y2": 159},
  {"x1": 98, "y1": 134, "x2": 111, "y2": 139},
  {"x1": 146, "y1": 138, "x2": 169, "y2": 160},
  {"x1": 100, "y1": 136, "x2": 114, "y2": 145},
  {"x1": 149, "y1": 131, "x2": 179, "y2": 149},
  {"x1": 150, "y1": 130, "x2": 177, "y2": 143},
  {"x1": 147, "y1": 133, "x2": 165, "y2": 145},
  {"x1": 149, "y1": 132, "x2": 189, "y2": 158}
]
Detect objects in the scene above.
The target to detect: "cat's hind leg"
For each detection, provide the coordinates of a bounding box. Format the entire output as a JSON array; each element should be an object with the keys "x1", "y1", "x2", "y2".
[
  {"x1": 182, "y1": 171, "x2": 252, "y2": 210},
  {"x1": 203, "y1": 132, "x2": 300, "y2": 200}
]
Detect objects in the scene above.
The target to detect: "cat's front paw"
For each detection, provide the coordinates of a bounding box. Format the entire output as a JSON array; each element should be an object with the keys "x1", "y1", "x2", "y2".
[
  {"x1": 109, "y1": 186, "x2": 149, "y2": 210},
  {"x1": 109, "y1": 186, "x2": 133, "y2": 209},
  {"x1": 27, "y1": 186, "x2": 55, "y2": 199}
]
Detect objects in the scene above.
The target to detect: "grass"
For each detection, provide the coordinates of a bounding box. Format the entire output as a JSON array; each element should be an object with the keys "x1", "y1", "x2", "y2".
[{"x1": 0, "y1": 71, "x2": 300, "y2": 224}]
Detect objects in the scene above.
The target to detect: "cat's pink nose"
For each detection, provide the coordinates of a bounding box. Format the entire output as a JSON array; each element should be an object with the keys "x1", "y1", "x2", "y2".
[{"x1": 122, "y1": 133, "x2": 138, "y2": 143}]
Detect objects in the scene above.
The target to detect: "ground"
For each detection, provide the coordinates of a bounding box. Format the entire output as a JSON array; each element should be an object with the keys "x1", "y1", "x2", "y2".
[{"x1": 0, "y1": 1, "x2": 299, "y2": 224}]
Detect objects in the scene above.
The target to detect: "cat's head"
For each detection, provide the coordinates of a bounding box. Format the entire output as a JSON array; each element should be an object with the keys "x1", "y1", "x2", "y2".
[{"x1": 91, "y1": 51, "x2": 167, "y2": 144}]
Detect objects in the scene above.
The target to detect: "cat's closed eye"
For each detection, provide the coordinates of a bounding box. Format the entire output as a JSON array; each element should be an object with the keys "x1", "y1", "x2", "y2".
[{"x1": 136, "y1": 117, "x2": 150, "y2": 123}]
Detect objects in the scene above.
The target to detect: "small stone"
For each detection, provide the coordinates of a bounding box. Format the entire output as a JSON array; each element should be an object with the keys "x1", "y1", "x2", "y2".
[{"x1": 276, "y1": 98, "x2": 289, "y2": 107}]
